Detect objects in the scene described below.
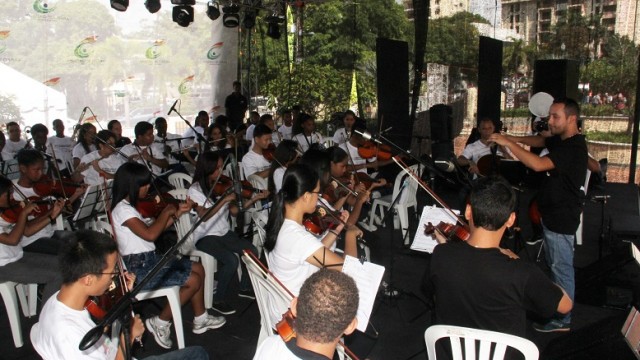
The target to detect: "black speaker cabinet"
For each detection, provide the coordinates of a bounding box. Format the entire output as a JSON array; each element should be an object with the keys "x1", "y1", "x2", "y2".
[
  {"x1": 429, "y1": 104, "x2": 452, "y2": 142},
  {"x1": 477, "y1": 36, "x2": 503, "y2": 126},
  {"x1": 376, "y1": 38, "x2": 410, "y2": 149},
  {"x1": 533, "y1": 59, "x2": 580, "y2": 101}
]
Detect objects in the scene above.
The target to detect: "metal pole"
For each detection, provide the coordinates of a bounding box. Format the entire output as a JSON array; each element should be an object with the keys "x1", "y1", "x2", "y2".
[{"x1": 629, "y1": 50, "x2": 640, "y2": 183}]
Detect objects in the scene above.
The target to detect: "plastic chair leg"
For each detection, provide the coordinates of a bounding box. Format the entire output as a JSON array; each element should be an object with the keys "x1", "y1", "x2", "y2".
[{"x1": 0, "y1": 282, "x2": 24, "y2": 347}]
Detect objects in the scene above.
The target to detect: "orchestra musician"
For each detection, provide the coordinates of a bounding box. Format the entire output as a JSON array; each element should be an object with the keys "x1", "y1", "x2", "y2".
[
  {"x1": 260, "y1": 114, "x2": 281, "y2": 146},
  {"x1": 154, "y1": 117, "x2": 189, "y2": 175},
  {"x1": 31, "y1": 229, "x2": 209, "y2": 360},
  {"x1": 278, "y1": 109, "x2": 293, "y2": 141},
  {"x1": 264, "y1": 163, "x2": 361, "y2": 324},
  {"x1": 30, "y1": 124, "x2": 54, "y2": 175},
  {"x1": 71, "y1": 130, "x2": 121, "y2": 186},
  {"x1": 48, "y1": 119, "x2": 74, "y2": 177},
  {"x1": 425, "y1": 176, "x2": 572, "y2": 340},
  {"x1": 206, "y1": 124, "x2": 234, "y2": 152},
  {"x1": 72, "y1": 123, "x2": 97, "y2": 169},
  {"x1": 107, "y1": 119, "x2": 132, "y2": 148},
  {"x1": 489, "y1": 97, "x2": 587, "y2": 333},
  {"x1": 267, "y1": 139, "x2": 299, "y2": 194},
  {"x1": 332, "y1": 110, "x2": 357, "y2": 146},
  {"x1": 339, "y1": 121, "x2": 393, "y2": 176},
  {"x1": 120, "y1": 122, "x2": 168, "y2": 177},
  {"x1": 111, "y1": 162, "x2": 225, "y2": 349},
  {"x1": 457, "y1": 117, "x2": 512, "y2": 177},
  {"x1": 0, "y1": 132, "x2": 6, "y2": 161},
  {"x1": 292, "y1": 114, "x2": 323, "y2": 153},
  {"x1": 253, "y1": 269, "x2": 359, "y2": 360},
  {"x1": 241, "y1": 124, "x2": 273, "y2": 179},
  {"x1": 181, "y1": 111, "x2": 210, "y2": 166},
  {"x1": 3, "y1": 122, "x2": 28, "y2": 160}
]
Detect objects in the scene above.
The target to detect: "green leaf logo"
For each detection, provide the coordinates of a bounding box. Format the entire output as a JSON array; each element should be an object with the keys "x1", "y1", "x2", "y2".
[
  {"x1": 178, "y1": 75, "x2": 195, "y2": 95},
  {"x1": 33, "y1": 0, "x2": 56, "y2": 14},
  {"x1": 207, "y1": 42, "x2": 224, "y2": 60},
  {"x1": 74, "y1": 35, "x2": 97, "y2": 59},
  {"x1": 145, "y1": 39, "x2": 165, "y2": 60}
]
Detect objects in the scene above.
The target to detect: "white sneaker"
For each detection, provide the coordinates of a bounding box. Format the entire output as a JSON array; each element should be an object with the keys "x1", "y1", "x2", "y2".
[
  {"x1": 145, "y1": 316, "x2": 173, "y2": 349},
  {"x1": 359, "y1": 220, "x2": 377, "y2": 232},
  {"x1": 193, "y1": 314, "x2": 226, "y2": 334}
]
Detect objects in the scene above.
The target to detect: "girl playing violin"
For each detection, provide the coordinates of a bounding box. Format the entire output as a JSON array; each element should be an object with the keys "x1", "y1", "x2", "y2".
[
  {"x1": 264, "y1": 163, "x2": 362, "y2": 323},
  {"x1": 72, "y1": 130, "x2": 121, "y2": 186},
  {"x1": 111, "y1": 162, "x2": 225, "y2": 349},
  {"x1": 332, "y1": 110, "x2": 357, "y2": 146},
  {"x1": 340, "y1": 121, "x2": 394, "y2": 176},
  {"x1": 267, "y1": 139, "x2": 299, "y2": 194},
  {"x1": 72, "y1": 123, "x2": 97, "y2": 169},
  {"x1": 189, "y1": 151, "x2": 268, "y2": 314}
]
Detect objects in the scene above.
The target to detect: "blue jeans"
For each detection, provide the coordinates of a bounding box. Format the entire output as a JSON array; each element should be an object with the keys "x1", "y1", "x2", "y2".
[
  {"x1": 143, "y1": 346, "x2": 208, "y2": 359},
  {"x1": 542, "y1": 221, "x2": 574, "y2": 325},
  {"x1": 195, "y1": 231, "x2": 257, "y2": 302}
]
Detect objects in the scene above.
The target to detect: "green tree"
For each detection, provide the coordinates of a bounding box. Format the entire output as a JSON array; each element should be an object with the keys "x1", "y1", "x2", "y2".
[{"x1": 0, "y1": 94, "x2": 22, "y2": 125}]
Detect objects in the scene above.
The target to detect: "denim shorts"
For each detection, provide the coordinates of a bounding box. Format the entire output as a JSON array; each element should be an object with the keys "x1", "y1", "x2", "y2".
[{"x1": 122, "y1": 251, "x2": 191, "y2": 291}]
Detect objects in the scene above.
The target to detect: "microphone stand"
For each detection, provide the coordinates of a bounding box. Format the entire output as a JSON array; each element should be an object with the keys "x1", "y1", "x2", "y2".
[
  {"x1": 79, "y1": 187, "x2": 235, "y2": 354},
  {"x1": 167, "y1": 100, "x2": 208, "y2": 156},
  {"x1": 229, "y1": 152, "x2": 246, "y2": 234}
]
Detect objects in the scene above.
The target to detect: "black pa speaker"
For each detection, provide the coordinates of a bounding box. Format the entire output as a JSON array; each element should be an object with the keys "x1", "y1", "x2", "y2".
[{"x1": 533, "y1": 59, "x2": 580, "y2": 101}]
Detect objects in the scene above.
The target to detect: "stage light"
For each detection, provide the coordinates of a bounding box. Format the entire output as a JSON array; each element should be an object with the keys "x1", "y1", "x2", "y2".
[
  {"x1": 222, "y1": 2, "x2": 240, "y2": 28},
  {"x1": 243, "y1": 11, "x2": 256, "y2": 29},
  {"x1": 266, "y1": 22, "x2": 281, "y2": 39},
  {"x1": 173, "y1": 5, "x2": 194, "y2": 27},
  {"x1": 171, "y1": 0, "x2": 196, "y2": 4},
  {"x1": 110, "y1": 0, "x2": 128, "y2": 11},
  {"x1": 145, "y1": 0, "x2": 161, "y2": 13},
  {"x1": 207, "y1": 2, "x2": 221, "y2": 21}
]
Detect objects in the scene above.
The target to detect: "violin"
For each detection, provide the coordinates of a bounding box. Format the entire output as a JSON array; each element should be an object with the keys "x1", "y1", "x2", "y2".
[
  {"x1": 357, "y1": 141, "x2": 392, "y2": 161},
  {"x1": 33, "y1": 175, "x2": 83, "y2": 199},
  {"x1": 263, "y1": 143, "x2": 276, "y2": 162},
  {"x1": 0, "y1": 197, "x2": 53, "y2": 223},
  {"x1": 136, "y1": 193, "x2": 188, "y2": 219},
  {"x1": 424, "y1": 221, "x2": 470, "y2": 243},
  {"x1": 212, "y1": 175, "x2": 262, "y2": 199},
  {"x1": 84, "y1": 268, "x2": 127, "y2": 321},
  {"x1": 303, "y1": 206, "x2": 342, "y2": 236}
]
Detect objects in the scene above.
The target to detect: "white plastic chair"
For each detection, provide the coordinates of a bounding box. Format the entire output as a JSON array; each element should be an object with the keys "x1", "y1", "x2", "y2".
[
  {"x1": 1, "y1": 281, "x2": 28, "y2": 347},
  {"x1": 168, "y1": 173, "x2": 192, "y2": 190},
  {"x1": 96, "y1": 221, "x2": 185, "y2": 349},
  {"x1": 424, "y1": 325, "x2": 539, "y2": 360},
  {"x1": 368, "y1": 164, "x2": 424, "y2": 244},
  {"x1": 169, "y1": 189, "x2": 218, "y2": 309},
  {"x1": 242, "y1": 251, "x2": 294, "y2": 347},
  {"x1": 250, "y1": 209, "x2": 269, "y2": 259}
]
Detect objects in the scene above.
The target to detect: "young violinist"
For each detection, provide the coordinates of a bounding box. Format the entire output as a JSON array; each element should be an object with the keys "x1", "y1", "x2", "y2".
[
  {"x1": 260, "y1": 114, "x2": 281, "y2": 146},
  {"x1": 189, "y1": 151, "x2": 268, "y2": 315},
  {"x1": 264, "y1": 163, "x2": 361, "y2": 323},
  {"x1": 108, "y1": 119, "x2": 132, "y2": 148},
  {"x1": 241, "y1": 124, "x2": 272, "y2": 179},
  {"x1": 253, "y1": 269, "x2": 359, "y2": 360},
  {"x1": 267, "y1": 139, "x2": 299, "y2": 194},
  {"x1": 277, "y1": 109, "x2": 293, "y2": 141},
  {"x1": 0, "y1": 176, "x2": 62, "y2": 305},
  {"x1": 72, "y1": 130, "x2": 121, "y2": 186},
  {"x1": 30, "y1": 124, "x2": 55, "y2": 176},
  {"x1": 326, "y1": 146, "x2": 371, "y2": 227},
  {"x1": 339, "y1": 121, "x2": 394, "y2": 176},
  {"x1": 120, "y1": 122, "x2": 169, "y2": 177},
  {"x1": 206, "y1": 124, "x2": 234, "y2": 152},
  {"x1": 14, "y1": 149, "x2": 83, "y2": 255},
  {"x1": 3, "y1": 122, "x2": 28, "y2": 160},
  {"x1": 332, "y1": 110, "x2": 357, "y2": 146},
  {"x1": 292, "y1": 114, "x2": 323, "y2": 153},
  {"x1": 154, "y1": 117, "x2": 190, "y2": 175},
  {"x1": 48, "y1": 119, "x2": 74, "y2": 177},
  {"x1": 31, "y1": 229, "x2": 209, "y2": 360},
  {"x1": 111, "y1": 162, "x2": 225, "y2": 349},
  {"x1": 72, "y1": 123, "x2": 97, "y2": 168}
]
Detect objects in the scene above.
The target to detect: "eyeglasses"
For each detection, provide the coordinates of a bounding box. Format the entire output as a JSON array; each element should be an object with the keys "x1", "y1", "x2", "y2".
[{"x1": 309, "y1": 191, "x2": 323, "y2": 197}]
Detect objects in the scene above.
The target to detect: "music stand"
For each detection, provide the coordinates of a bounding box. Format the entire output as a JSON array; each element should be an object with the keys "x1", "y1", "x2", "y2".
[
  {"x1": 70, "y1": 184, "x2": 104, "y2": 229},
  {"x1": 3, "y1": 159, "x2": 20, "y2": 180}
]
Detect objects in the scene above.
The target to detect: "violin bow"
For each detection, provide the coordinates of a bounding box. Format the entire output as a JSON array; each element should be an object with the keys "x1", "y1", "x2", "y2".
[
  {"x1": 392, "y1": 156, "x2": 465, "y2": 227},
  {"x1": 48, "y1": 143, "x2": 69, "y2": 201}
]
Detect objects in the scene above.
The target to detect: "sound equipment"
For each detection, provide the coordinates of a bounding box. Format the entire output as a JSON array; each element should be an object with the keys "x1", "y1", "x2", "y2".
[
  {"x1": 533, "y1": 59, "x2": 580, "y2": 101},
  {"x1": 477, "y1": 36, "x2": 503, "y2": 126},
  {"x1": 376, "y1": 38, "x2": 410, "y2": 150},
  {"x1": 429, "y1": 104, "x2": 452, "y2": 143}
]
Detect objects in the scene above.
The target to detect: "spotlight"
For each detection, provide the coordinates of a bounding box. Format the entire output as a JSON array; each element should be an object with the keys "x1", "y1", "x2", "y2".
[
  {"x1": 173, "y1": 6, "x2": 194, "y2": 27},
  {"x1": 110, "y1": 0, "x2": 129, "y2": 11},
  {"x1": 207, "y1": 2, "x2": 221, "y2": 21},
  {"x1": 170, "y1": 0, "x2": 195, "y2": 4},
  {"x1": 145, "y1": 0, "x2": 161, "y2": 13},
  {"x1": 243, "y1": 11, "x2": 256, "y2": 29},
  {"x1": 222, "y1": 3, "x2": 240, "y2": 28},
  {"x1": 266, "y1": 22, "x2": 281, "y2": 39}
]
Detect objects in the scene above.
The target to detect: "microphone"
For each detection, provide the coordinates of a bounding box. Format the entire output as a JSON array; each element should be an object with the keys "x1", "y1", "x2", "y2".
[
  {"x1": 434, "y1": 160, "x2": 456, "y2": 173},
  {"x1": 353, "y1": 129, "x2": 383, "y2": 144},
  {"x1": 167, "y1": 99, "x2": 179, "y2": 115},
  {"x1": 381, "y1": 126, "x2": 393, "y2": 134},
  {"x1": 79, "y1": 107, "x2": 87, "y2": 123}
]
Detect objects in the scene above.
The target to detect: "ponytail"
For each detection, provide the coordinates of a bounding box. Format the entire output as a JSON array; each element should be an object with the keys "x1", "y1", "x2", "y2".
[{"x1": 265, "y1": 190, "x2": 286, "y2": 252}]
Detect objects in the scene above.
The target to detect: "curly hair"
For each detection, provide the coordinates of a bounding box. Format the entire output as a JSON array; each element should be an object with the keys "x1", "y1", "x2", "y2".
[{"x1": 294, "y1": 269, "x2": 359, "y2": 343}]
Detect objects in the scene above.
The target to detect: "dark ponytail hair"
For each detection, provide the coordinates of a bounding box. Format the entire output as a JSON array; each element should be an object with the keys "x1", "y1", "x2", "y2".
[
  {"x1": 111, "y1": 162, "x2": 151, "y2": 210},
  {"x1": 267, "y1": 140, "x2": 299, "y2": 194},
  {"x1": 299, "y1": 148, "x2": 330, "y2": 189},
  {"x1": 78, "y1": 123, "x2": 96, "y2": 154},
  {"x1": 264, "y1": 164, "x2": 319, "y2": 252},
  {"x1": 0, "y1": 176, "x2": 12, "y2": 202},
  {"x1": 327, "y1": 146, "x2": 348, "y2": 165},
  {"x1": 192, "y1": 151, "x2": 222, "y2": 196}
]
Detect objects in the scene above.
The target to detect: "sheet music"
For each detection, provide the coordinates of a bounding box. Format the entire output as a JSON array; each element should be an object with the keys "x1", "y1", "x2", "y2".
[
  {"x1": 411, "y1": 205, "x2": 460, "y2": 253},
  {"x1": 341, "y1": 255, "x2": 385, "y2": 333}
]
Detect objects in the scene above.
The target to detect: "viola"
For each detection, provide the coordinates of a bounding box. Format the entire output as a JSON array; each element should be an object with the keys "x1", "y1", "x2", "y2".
[
  {"x1": 33, "y1": 175, "x2": 83, "y2": 198},
  {"x1": 357, "y1": 141, "x2": 392, "y2": 161},
  {"x1": 424, "y1": 221, "x2": 470, "y2": 243},
  {"x1": 263, "y1": 143, "x2": 276, "y2": 162},
  {"x1": 1, "y1": 197, "x2": 53, "y2": 223}
]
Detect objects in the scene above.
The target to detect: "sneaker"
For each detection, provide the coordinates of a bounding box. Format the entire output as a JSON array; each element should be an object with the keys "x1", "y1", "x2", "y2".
[
  {"x1": 211, "y1": 301, "x2": 236, "y2": 315},
  {"x1": 526, "y1": 237, "x2": 543, "y2": 246},
  {"x1": 238, "y1": 288, "x2": 256, "y2": 300},
  {"x1": 533, "y1": 319, "x2": 570, "y2": 333},
  {"x1": 359, "y1": 221, "x2": 377, "y2": 232},
  {"x1": 193, "y1": 314, "x2": 226, "y2": 334},
  {"x1": 145, "y1": 316, "x2": 173, "y2": 349}
]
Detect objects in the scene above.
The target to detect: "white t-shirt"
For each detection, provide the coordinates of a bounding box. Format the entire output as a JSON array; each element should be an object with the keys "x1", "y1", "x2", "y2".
[
  {"x1": 340, "y1": 142, "x2": 374, "y2": 174},
  {"x1": 111, "y1": 200, "x2": 155, "y2": 256},
  {"x1": 2, "y1": 139, "x2": 27, "y2": 160},
  {"x1": 119, "y1": 143, "x2": 166, "y2": 176},
  {"x1": 155, "y1": 133, "x2": 182, "y2": 165},
  {"x1": 332, "y1": 128, "x2": 351, "y2": 146},
  {"x1": 293, "y1": 132, "x2": 323, "y2": 153},
  {"x1": 253, "y1": 335, "x2": 303, "y2": 360},
  {"x1": 32, "y1": 291, "x2": 121, "y2": 360},
  {"x1": 273, "y1": 166, "x2": 285, "y2": 193},
  {"x1": 79, "y1": 151, "x2": 123, "y2": 186},
  {"x1": 12, "y1": 180, "x2": 55, "y2": 247},
  {"x1": 271, "y1": 132, "x2": 281, "y2": 147},
  {"x1": 242, "y1": 149, "x2": 271, "y2": 178},
  {"x1": 461, "y1": 139, "x2": 504, "y2": 163},
  {"x1": 245, "y1": 124, "x2": 256, "y2": 141},
  {"x1": 278, "y1": 124, "x2": 293, "y2": 140},
  {"x1": 47, "y1": 136, "x2": 74, "y2": 170},
  {"x1": 72, "y1": 143, "x2": 97, "y2": 161},
  {"x1": 182, "y1": 126, "x2": 204, "y2": 148},
  {"x1": 0, "y1": 216, "x2": 21, "y2": 266},
  {"x1": 188, "y1": 182, "x2": 230, "y2": 241}
]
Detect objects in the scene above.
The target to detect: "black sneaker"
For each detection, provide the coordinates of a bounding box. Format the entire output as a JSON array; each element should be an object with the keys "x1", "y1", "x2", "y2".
[
  {"x1": 533, "y1": 320, "x2": 570, "y2": 333},
  {"x1": 211, "y1": 301, "x2": 236, "y2": 315},
  {"x1": 238, "y1": 288, "x2": 256, "y2": 300}
]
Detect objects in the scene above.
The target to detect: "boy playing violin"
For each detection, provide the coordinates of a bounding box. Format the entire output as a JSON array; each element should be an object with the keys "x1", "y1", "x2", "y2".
[{"x1": 31, "y1": 229, "x2": 209, "y2": 360}]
